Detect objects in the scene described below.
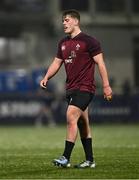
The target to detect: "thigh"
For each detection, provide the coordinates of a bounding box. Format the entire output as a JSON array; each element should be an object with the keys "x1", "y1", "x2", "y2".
[
  {"x1": 66, "y1": 105, "x2": 82, "y2": 123},
  {"x1": 78, "y1": 108, "x2": 89, "y2": 127}
]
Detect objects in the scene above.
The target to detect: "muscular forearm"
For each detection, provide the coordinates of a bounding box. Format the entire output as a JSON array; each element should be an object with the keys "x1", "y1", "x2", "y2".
[
  {"x1": 94, "y1": 54, "x2": 110, "y2": 87},
  {"x1": 98, "y1": 62, "x2": 110, "y2": 87},
  {"x1": 44, "y1": 63, "x2": 59, "y2": 80},
  {"x1": 94, "y1": 53, "x2": 112, "y2": 98},
  {"x1": 40, "y1": 57, "x2": 62, "y2": 88},
  {"x1": 44, "y1": 58, "x2": 62, "y2": 80}
]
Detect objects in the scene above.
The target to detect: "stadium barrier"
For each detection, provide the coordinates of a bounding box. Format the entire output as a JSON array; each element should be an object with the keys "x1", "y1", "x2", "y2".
[
  {"x1": 0, "y1": 66, "x2": 138, "y2": 124},
  {"x1": 0, "y1": 93, "x2": 138, "y2": 125}
]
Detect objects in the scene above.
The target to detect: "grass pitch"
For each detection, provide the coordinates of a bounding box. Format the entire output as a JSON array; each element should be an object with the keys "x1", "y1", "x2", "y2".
[{"x1": 0, "y1": 124, "x2": 139, "y2": 179}]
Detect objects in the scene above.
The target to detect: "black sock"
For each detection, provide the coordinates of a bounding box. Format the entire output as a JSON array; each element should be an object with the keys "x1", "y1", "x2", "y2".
[
  {"x1": 63, "y1": 140, "x2": 75, "y2": 161},
  {"x1": 81, "y1": 138, "x2": 94, "y2": 162}
]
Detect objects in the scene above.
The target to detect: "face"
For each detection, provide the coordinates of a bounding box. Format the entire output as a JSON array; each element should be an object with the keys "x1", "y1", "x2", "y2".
[{"x1": 62, "y1": 15, "x2": 78, "y2": 34}]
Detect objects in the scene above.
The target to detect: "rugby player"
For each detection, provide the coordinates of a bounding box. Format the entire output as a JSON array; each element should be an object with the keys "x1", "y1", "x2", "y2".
[{"x1": 40, "y1": 9, "x2": 112, "y2": 168}]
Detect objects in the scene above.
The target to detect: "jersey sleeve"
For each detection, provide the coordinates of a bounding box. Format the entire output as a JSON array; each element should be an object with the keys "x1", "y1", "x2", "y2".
[
  {"x1": 87, "y1": 37, "x2": 102, "y2": 57},
  {"x1": 56, "y1": 40, "x2": 63, "y2": 60}
]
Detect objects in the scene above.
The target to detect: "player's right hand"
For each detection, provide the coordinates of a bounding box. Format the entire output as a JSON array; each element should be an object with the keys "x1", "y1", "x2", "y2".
[{"x1": 40, "y1": 78, "x2": 48, "y2": 89}]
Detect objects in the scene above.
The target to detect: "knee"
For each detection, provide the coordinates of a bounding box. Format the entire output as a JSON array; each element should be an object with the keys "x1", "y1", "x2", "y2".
[
  {"x1": 67, "y1": 112, "x2": 76, "y2": 126},
  {"x1": 66, "y1": 111, "x2": 80, "y2": 127}
]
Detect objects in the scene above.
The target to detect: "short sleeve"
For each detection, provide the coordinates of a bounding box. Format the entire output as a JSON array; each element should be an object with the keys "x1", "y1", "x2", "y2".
[
  {"x1": 87, "y1": 37, "x2": 102, "y2": 57},
  {"x1": 56, "y1": 40, "x2": 63, "y2": 60}
]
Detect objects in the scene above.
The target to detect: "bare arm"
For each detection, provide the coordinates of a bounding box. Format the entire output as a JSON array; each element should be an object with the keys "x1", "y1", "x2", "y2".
[
  {"x1": 40, "y1": 57, "x2": 63, "y2": 89},
  {"x1": 94, "y1": 53, "x2": 112, "y2": 99}
]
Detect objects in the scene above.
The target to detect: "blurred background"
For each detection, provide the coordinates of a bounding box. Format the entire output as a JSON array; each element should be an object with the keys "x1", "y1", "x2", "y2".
[{"x1": 0, "y1": 0, "x2": 139, "y2": 126}]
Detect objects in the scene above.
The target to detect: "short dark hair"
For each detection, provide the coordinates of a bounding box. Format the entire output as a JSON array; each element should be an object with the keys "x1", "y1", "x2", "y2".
[{"x1": 62, "y1": 9, "x2": 80, "y2": 22}]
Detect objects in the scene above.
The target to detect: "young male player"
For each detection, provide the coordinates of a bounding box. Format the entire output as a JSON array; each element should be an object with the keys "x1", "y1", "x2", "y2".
[{"x1": 40, "y1": 9, "x2": 112, "y2": 168}]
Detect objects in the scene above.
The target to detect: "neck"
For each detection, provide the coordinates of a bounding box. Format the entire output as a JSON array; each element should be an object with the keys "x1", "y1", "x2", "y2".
[{"x1": 70, "y1": 28, "x2": 81, "y2": 38}]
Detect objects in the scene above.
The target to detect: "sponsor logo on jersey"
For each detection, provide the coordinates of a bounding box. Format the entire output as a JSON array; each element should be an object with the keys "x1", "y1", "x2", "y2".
[{"x1": 65, "y1": 58, "x2": 73, "y2": 64}]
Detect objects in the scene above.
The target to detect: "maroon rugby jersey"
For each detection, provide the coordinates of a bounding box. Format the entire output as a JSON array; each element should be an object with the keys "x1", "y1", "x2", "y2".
[{"x1": 56, "y1": 32, "x2": 102, "y2": 93}]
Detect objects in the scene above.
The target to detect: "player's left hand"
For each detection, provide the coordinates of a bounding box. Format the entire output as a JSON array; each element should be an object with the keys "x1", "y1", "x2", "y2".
[
  {"x1": 103, "y1": 85, "x2": 112, "y2": 101},
  {"x1": 104, "y1": 94, "x2": 112, "y2": 101}
]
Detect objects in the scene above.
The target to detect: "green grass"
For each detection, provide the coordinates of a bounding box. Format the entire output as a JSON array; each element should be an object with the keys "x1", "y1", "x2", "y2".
[{"x1": 0, "y1": 124, "x2": 139, "y2": 179}]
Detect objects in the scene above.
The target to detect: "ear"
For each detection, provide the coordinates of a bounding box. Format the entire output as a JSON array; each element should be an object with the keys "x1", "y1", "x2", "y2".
[{"x1": 74, "y1": 18, "x2": 79, "y2": 25}]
